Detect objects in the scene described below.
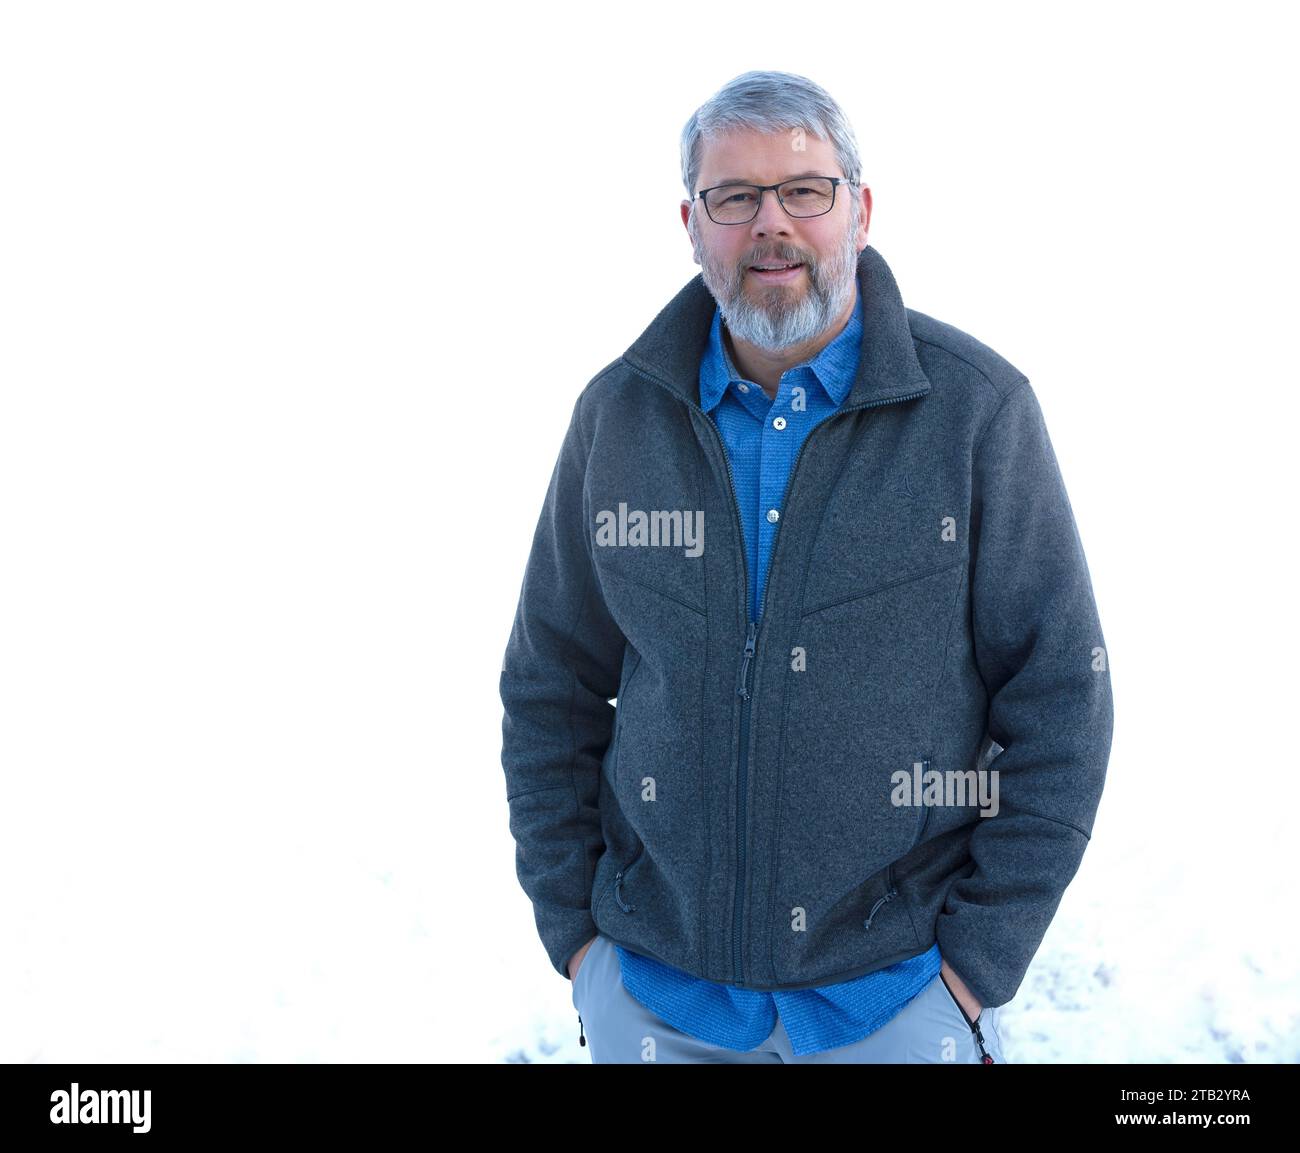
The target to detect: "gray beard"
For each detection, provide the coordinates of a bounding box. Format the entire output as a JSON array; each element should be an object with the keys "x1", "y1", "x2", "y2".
[{"x1": 699, "y1": 216, "x2": 860, "y2": 355}]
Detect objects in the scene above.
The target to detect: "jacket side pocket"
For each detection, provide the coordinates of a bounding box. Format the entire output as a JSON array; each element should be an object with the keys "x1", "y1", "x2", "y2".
[{"x1": 610, "y1": 645, "x2": 642, "y2": 784}]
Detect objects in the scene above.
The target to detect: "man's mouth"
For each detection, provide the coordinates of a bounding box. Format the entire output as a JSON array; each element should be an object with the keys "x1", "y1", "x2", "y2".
[{"x1": 748, "y1": 262, "x2": 805, "y2": 283}]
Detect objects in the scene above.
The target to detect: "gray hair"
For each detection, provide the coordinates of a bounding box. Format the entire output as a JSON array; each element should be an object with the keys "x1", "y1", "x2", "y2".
[{"x1": 680, "y1": 70, "x2": 863, "y2": 220}]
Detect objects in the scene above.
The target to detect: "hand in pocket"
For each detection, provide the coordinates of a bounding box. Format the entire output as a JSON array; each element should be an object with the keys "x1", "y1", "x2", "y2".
[{"x1": 568, "y1": 935, "x2": 598, "y2": 982}]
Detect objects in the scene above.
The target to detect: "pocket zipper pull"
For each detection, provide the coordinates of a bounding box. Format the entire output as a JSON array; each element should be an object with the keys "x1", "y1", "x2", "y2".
[
  {"x1": 578, "y1": 1012, "x2": 586, "y2": 1047},
  {"x1": 862, "y1": 886, "x2": 897, "y2": 930},
  {"x1": 613, "y1": 870, "x2": 636, "y2": 913}
]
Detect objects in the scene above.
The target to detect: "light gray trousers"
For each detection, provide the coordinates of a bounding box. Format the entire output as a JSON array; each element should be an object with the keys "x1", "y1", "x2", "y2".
[{"x1": 572, "y1": 933, "x2": 1008, "y2": 1064}]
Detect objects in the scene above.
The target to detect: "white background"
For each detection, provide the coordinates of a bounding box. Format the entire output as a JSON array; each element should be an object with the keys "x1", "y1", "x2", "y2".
[{"x1": 2, "y1": 0, "x2": 1296, "y2": 1063}]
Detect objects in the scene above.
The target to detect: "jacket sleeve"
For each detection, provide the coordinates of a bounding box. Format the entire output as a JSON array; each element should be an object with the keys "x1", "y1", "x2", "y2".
[
  {"x1": 935, "y1": 380, "x2": 1114, "y2": 1009},
  {"x1": 499, "y1": 390, "x2": 626, "y2": 981}
]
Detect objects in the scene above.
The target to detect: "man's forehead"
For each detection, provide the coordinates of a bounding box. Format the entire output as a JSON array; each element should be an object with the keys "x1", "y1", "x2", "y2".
[{"x1": 698, "y1": 130, "x2": 839, "y2": 185}]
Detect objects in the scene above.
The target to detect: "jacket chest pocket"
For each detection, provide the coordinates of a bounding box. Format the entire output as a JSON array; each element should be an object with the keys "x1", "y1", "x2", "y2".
[{"x1": 799, "y1": 449, "x2": 969, "y2": 616}]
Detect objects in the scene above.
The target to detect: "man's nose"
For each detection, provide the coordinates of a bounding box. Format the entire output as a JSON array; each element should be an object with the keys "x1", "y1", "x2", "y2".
[{"x1": 749, "y1": 188, "x2": 793, "y2": 238}]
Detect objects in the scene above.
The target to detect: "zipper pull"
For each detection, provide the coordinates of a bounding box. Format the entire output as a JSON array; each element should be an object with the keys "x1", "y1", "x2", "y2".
[
  {"x1": 613, "y1": 869, "x2": 637, "y2": 913},
  {"x1": 862, "y1": 886, "x2": 897, "y2": 930},
  {"x1": 578, "y1": 1013, "x2": 586, "y2": 1046},
  {"x1": 736, "y1": 621, "x2": 758, "y2": 699}
]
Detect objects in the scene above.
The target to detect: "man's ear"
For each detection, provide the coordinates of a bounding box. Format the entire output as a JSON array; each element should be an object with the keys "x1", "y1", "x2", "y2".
[
  {"x1": 681, "y1": 200, "x2": 701, "y2": 265},
  {"x1": 857, "y1": 185, "x2": 873, "y2": 249}
]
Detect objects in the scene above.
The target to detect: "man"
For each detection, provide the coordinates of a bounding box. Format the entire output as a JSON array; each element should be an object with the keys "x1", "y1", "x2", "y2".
[{"x1": 499, "y1": 70, "x2": 1113, "y2": 1063}]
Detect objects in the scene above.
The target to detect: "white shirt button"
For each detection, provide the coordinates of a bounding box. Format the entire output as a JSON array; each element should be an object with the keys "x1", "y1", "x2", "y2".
[
  {"x1": 766, "y1": 508, "x2": 780, "y2": 523},
  {"x1": 737, "y1": 382, "x2": 749, "y2": 393},
  {"x1": 772, "y1": 416, "x2": 787, "y2": 430}
]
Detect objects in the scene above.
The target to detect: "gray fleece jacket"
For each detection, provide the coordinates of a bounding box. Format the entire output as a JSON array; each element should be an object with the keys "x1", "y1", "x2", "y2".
[{"x1": 498, "y1": 244, "x2": 1114, "y2": 1009}]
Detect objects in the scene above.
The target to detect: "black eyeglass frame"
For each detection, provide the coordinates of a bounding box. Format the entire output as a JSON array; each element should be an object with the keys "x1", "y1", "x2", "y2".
[{"x1": 691, "y1": 176, "x2": 858, "y2": 225}]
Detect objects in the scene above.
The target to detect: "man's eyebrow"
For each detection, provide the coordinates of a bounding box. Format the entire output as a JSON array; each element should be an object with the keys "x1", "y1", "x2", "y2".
[{"x1": 706, "y1": 170, "x2": 833, "y2": 186}]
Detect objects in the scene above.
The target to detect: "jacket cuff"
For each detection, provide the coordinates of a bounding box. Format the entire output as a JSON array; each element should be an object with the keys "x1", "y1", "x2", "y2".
[
  {"x1": 549, "y1": 913, "x2": 600, "y2": 981},
  {"x1": 934, "y1": 817, "x2": 1091, "y2": 1008}
]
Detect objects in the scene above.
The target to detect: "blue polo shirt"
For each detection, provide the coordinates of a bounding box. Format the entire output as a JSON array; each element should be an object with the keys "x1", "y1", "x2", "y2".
[{"x1": 611, "y1": 284, "x2": 941, "y2": 1056}]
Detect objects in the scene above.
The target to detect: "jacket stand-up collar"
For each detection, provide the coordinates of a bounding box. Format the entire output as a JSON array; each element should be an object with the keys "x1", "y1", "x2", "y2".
[{"x1": 621, "y1": 244, "x2": 933, "y2": 411}]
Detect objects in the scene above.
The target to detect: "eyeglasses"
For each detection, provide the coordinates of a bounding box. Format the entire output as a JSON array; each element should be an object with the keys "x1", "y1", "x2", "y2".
[{"x1": 693, "y1": 176, "x2": 855, "y2": 225}]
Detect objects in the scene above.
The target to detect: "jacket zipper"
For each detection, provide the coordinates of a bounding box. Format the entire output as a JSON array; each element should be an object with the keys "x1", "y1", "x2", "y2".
[
  {"x1": 733, "y1": 618, "x2": 757, "y2": 984},
  {"x1": 622, "y1": 360, "x2": 928, "y2": 986}
]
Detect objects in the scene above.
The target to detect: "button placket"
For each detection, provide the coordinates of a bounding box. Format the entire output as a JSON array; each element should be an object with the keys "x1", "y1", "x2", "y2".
[{"x1": 759, "y1": 377, "x2": 798, "y2": 565}]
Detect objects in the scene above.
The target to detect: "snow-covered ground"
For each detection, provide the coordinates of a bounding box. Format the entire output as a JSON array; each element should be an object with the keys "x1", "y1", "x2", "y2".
[{"x1": 7, "y1": 788, "x2": 1296, "y2": 1064}]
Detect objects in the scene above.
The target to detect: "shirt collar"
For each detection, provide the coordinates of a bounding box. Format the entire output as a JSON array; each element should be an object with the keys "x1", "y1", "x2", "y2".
[{"x1": 698, "y1": 283, "x2": 863, "y2": 413}]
